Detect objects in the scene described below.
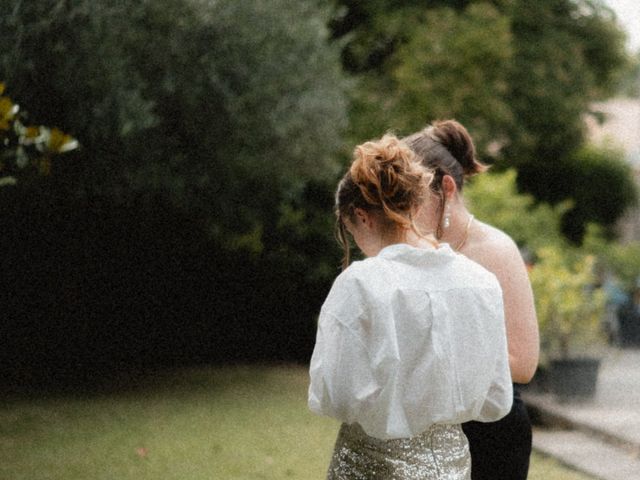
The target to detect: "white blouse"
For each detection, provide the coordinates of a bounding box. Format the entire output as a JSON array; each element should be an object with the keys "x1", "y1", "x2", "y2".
[{"x1": 308, "y1": 243, "x2": 512, "y2": 440}]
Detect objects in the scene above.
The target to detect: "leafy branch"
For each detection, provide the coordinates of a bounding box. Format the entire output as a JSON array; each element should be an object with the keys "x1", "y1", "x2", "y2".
[{"x1": 0, "y1": 82, "x2": 78, "y2": 186}]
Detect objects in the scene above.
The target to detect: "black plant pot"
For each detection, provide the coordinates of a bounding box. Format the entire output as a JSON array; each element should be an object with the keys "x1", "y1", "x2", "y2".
[{"x1": 548, "y1": 357, "x2": 601, "y2": 401}]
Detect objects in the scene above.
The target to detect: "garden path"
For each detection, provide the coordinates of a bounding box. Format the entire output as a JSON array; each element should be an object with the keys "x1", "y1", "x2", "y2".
[{"x1": 525, "y1": 347, "x2": 640, "y2": 480}]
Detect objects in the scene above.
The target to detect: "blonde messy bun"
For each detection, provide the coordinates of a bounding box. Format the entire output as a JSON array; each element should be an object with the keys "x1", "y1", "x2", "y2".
[
  {"x1": 349, "y1": 134, "x2": 431, "y2": 230},
  {"x1": 335, "y1": 134, "x2": 433, "y2": 267}
]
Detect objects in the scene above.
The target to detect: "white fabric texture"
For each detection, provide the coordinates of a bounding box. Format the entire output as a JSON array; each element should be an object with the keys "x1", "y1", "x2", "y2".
[{"x1": 308, "y1": 243, "x2": 513, "y2": 440}]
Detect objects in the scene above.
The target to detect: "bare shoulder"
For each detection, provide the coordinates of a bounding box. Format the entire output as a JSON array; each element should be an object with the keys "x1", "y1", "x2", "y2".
[{"x1": 462, "y1": 220, "x2": 527, "y2": 276}]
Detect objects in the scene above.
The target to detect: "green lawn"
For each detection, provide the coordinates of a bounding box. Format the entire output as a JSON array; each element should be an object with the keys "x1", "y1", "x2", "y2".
[{"x1": 1, "y1": 365, "x2": 594, "y2": 479}]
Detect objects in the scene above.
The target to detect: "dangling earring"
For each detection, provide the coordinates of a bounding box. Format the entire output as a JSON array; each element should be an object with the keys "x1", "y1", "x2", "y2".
[{"x1": 443, "y1": 202, "x2": 451, "y2": 229}]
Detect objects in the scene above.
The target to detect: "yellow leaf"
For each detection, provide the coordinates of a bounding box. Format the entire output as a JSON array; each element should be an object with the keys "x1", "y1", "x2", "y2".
[
  {"x1": 47, "y1": 128, "x2": 65, "y2": 151},
  {"x1": 25, "y1": 126, "x2": 40, "y2": 138},
  {"x1": 0, "y1": 97, "x2": 16, "y2": 120},
  {"x1": 47, "y1": 128, "x2": 78, "y2": 153}
]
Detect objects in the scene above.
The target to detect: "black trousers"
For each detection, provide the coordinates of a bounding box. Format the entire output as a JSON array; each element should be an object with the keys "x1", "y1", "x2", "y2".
[{"x1": 462, "y1": 385, "x2": 532, "y2": 480}]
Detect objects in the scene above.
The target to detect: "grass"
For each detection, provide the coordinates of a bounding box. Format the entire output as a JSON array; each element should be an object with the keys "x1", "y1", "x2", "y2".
[{"x1": 1, "y1": 365, "x2": 595, "y2": 479}]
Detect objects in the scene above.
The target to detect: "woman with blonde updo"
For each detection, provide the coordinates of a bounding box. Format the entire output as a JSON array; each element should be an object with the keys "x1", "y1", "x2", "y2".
[
  {"x1": 308, "y1": 134, "x2": 513, "y2": 479},
  {"x1": 404, "y1": 120, "x2": 539, "y2": 480}
]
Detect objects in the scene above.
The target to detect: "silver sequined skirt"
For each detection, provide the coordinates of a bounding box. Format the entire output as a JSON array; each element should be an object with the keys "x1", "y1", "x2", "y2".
[{"x1": 327, "y1": 423, "x2": 471, "y2": 480}]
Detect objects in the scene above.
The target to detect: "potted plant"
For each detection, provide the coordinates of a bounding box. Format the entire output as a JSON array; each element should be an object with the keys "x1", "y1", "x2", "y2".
[{"x1": 529, "y1": 245, "x2": 607, "y2": 401}]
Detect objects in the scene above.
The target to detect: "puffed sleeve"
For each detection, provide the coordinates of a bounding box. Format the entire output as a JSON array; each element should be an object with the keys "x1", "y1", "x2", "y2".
[
  {"x1": 475, "y1": 345, "x2": 513, "y2": 421},
  {"x1": 474, "y1": 290, "x2": 513, "y2": 422},
  {"x1": 308, "y1": 272, "x2": 380, "y2": 424}
]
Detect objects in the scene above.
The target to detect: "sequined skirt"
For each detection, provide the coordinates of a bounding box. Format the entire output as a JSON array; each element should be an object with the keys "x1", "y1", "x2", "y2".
[{"x1": 327, "y1": 423, "x2": 471, "y2": 480}]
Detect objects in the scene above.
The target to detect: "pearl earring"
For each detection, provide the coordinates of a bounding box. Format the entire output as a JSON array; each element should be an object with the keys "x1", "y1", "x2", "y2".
[{"x1": 443, "y1": 203, "x2": 451, "y2": 229}]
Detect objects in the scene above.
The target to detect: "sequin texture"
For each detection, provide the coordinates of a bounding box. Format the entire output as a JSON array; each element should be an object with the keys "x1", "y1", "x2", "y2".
[{"x1": 327, "y1": 423, "x2": 470, "y2": 480}]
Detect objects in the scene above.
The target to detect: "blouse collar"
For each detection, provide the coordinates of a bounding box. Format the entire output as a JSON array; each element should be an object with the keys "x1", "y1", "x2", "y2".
[{"x1": 377, "y1": 242, "x2": 457, "y2": 265}]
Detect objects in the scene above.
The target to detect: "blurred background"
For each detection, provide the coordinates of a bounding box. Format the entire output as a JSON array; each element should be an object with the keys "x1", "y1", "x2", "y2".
[
  {"x1": 0, "y1": 0, "x2": 640, "y2": 385},
  {"x1": 1, "y1": 1, "x2": 639, "y2": 478},
  {"x1": 2, "y1": 0, "x2": 639, "y2": 386}
]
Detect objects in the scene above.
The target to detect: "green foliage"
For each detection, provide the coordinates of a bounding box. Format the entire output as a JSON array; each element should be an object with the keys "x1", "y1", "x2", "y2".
[
  {"x1": 465, "y1": 170, "x2": 569, "y2": 252},
  {"x1": 504, "y1": 0, "x2": 628, "y2": 164},
  {"x1": 529, "y1": 246, "x2": 607, "y2": 361},
  {"x1": 331, "y1": 0, "x2": 630, "y2": 239},
  {"x1": 0, "y1": 83, "x2": 78, "y2": 186},
  {"x1": 274, "y1": 179, "x2": 343, "y2": 283},
  {"x1": 391, "y1": 4, "x2": 513, "y2": 146},
  {"x1": 517, "y1": 144, "x2": 638, "y2": 242},
  {"x1": 333, "y1": 1, "x2": 515, "y2": 148},
  {"x1": 502, "y1": 1, "x2": 632, "y2": 241},
  {"x1": 603, "y1": 243, "x2": 640, "y2": 291},
  {"x1": 0, "y1": 0, "x2": 349, "y2": 249},
  {"x1": 558, "y1": 145, "x2": 638, "y2": 241},
  {"x1": 0, "y1": 0, "x2": 352, "y2": 373},
  {"x1": 617, "y1": 51, "x2": 640, "y2": 97},
  {"x1": 583, "y1": 224, "x2": 640, "y2": 292}
]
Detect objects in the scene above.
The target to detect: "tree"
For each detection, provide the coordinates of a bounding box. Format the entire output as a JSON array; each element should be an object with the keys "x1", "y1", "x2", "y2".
[
  {"x1": 503, "y1": 0, "x2": 627, "y2": 169},
  {"x1": 464, "y1": 169, "x2": 569, "y2": 252},
  {"x1": 329, "y1": 0, "x2": 633, "y2": 240},
  {"x1": 559, "y1": 145, "x2": 638, "y2": 241},
  {"x1": 0, "y1": 0, "x2": 352, "y2": 372},
  {"x1": 330, "y1": 1, "x2": 514, "y2": 147},
  {"x1": 1, "y1": 0, "x2": 349, "y2": 248},
  {"x1": 617, "y1": 51, "x2": 640, "y2": 97},
  {"x1": 390, "y1": 4, "x2": 513, "y2": 147}
]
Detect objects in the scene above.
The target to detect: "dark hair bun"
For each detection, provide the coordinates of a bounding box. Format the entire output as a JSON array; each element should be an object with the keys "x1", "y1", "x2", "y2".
[{"x1": 431, "y1": 120, "x2": 487, "y2": 176}]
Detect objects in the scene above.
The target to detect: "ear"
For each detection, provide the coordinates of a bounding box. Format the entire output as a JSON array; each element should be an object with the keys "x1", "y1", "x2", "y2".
[
  {"x1": 354, "y1": 208, "x2": 378, "y2": 230},
  {"x1": 354, "y1": 207, "x2": 368, "y2": 225},
  {"x1": 441, "y1": 175, "x2": 458, "y2": 200}
]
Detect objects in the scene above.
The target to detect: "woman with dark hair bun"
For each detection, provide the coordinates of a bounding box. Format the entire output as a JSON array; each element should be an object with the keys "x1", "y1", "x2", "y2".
[
  {"x1": 308, "y1": 134, "x2": 513, "y2": 479},
  {"x1": 404, "y1": 120, "x2": 539, "y2": 480}
]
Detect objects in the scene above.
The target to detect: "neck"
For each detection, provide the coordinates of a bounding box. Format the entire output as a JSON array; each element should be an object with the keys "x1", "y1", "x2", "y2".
[
  {"x1": 370, "y1": 228, "x2": 437, "y2": 257},
  {"x1": 439, "y1": 201, "x2": 473, "y2": 250},
  {"x1": 405, "y1": 228, "x2": 438, "y2": 250}
]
